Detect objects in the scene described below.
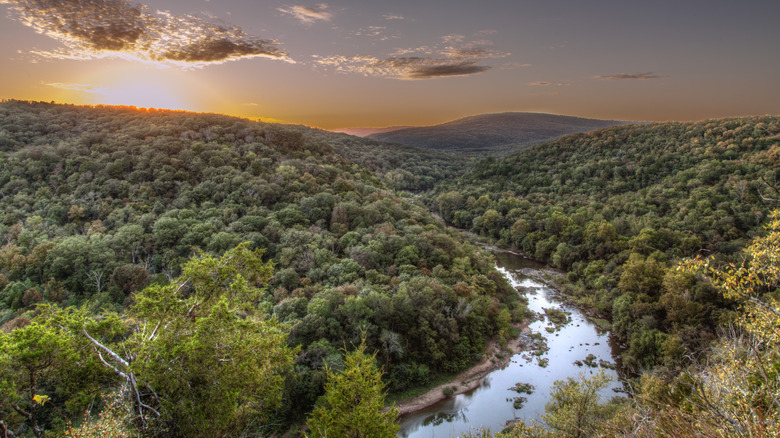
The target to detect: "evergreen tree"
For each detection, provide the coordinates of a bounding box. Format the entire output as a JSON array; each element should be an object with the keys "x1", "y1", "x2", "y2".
[{"x1": 307, "y1": 339, "x2": 399, "y2": 438}]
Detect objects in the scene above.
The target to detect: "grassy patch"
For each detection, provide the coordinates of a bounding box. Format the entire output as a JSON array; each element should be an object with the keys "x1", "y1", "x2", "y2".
[
  {"x1": 588, "y1": 317, "x2": 612, "y2": 330},
  {"x1": 385, "y1": 370, "x2": 463, "y2": 405}
]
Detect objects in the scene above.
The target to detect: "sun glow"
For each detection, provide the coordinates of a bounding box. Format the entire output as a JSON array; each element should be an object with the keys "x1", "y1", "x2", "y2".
[
  {"x1": 50, "y1": 65, "x2": 202, "y2": 112},
  {"x1": 98, "y1": 81, "x2": 187, "y2": 111}
]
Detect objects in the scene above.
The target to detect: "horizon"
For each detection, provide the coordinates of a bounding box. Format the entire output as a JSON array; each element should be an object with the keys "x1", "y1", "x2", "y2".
[
  {"x1": 2, "y1": 0, "x2": 779, "y2": 130},
  {"x1": 3, "y1": 98, "x2": 777, "y2": 134}
]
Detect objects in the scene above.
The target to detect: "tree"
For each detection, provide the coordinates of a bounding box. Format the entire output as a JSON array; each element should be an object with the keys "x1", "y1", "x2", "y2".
[
  {"x1": 667, "y1": 209, "x2": 780, "y2": 436},
  {"x1": 61, "y1": 243, "x2": 296, "y2": 437},
  {"x1": 0, "y1": 318, "x2": 107, "y2": 438},
  {"x1": 542, "y1": 370, "x2": 621, "y2": 438},
  {"x1": 307, "y1": 339, "x2": 399, "y2": 438}
]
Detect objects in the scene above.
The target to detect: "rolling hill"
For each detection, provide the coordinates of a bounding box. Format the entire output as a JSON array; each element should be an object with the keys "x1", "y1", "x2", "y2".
[
  {"x1": 0, "y1": 100, "x2": 519, "y2": 432},
  {"x1": 427, "y1": 115, "x2": 779, "y2": 371},
  {"x1": 367, "y1": 112, "x2": 631, "y2": 156}
]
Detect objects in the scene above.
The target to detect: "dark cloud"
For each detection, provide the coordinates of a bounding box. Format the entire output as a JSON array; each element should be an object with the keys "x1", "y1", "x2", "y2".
[
  {"x1": 2, "y1": 0, "x2": 289, "y2": 65},
  {"x1": 315, "y1": 55, "x2": 492, "y2": 79},
  {"x1": 377, "y1": 57, "x2": 491, "y2": 79},
  {"x1": 405, "y1": 61, "x2": 491, "y2": 79},
  {"x1": 594, "y1": 72, "x2": 665, "y2": 80},
  {"x1": 316, "y1": 37, "x2": 507, "y2": 80}
]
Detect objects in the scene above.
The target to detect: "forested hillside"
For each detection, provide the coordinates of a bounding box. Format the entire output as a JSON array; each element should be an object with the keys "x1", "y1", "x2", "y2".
[
  {"x1": 0, "y1": 101, "x2": 521, "y2": 436},
  {"x1": 429, "y1": 116, "x2": 779, "y2": 370},
  {"x1": 2, "y1": 101, "x2": 778, "y2": 437},
  {"x1": 368, "y1": 112, "x2": 629, "y2": 156}
]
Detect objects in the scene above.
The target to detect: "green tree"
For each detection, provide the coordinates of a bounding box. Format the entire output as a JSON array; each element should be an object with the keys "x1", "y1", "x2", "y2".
[
  {"x1": 63, "y1": 243, "x2": 296, "y2": 437},
  {"x1": 667, "y1": 209, "x2": 780, "y2": 436},
  {"x1": 542, "y1": 370, "x2": 621, "y2": 438},
  {"x1": 307, "y1": 339, "x2": 399, "y2": 438},
  {"x1": 0, "y1": 318, "x2": 107, "y2": 437}
]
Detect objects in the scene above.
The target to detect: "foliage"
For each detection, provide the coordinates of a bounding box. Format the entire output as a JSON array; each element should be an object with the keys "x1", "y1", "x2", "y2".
[
  {"x1": 428, "y1": 116, "x2": 779, "y2": 370},
  {"x1": 0, "y1": 101, "x2": 521, "y2": 431},
  {"x1": 0, "y1": 315, "x2": 110, "y2": 437},
  {"x1": 82, "y1": 244, "x2": 296, "y2": 437},
  {"x1": 542, "y1": 370, "x2": 622, "y2": 437},
  {"x1": 464, "y1": 211, "x2": 780, "y2": 438},
  {"x1": 306, "y1": 339, "x2": 399, "y2": 438},
  {"x1": 62, "y1": 393, "x2": 137, "y2": 438},
  {"x1": 651, "y1": 209, "x2": 780, "y2": 436}
]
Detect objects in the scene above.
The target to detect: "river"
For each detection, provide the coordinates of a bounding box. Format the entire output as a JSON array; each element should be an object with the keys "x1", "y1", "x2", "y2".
[{"x1": 398, "y1": 249, "x2": 623, "y2": 437}]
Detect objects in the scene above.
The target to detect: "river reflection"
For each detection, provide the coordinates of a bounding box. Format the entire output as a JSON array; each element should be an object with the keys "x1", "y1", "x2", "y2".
[{"x1": 398, "y1": 249, "x2": 623, "y2": 438}]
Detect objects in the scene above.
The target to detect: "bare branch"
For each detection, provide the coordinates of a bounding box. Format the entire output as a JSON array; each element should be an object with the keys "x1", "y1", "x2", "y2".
[
  {"x1": 139, "y1": 402, "x2": 161, "y2": 417},
  {"x1": 748, "y1": 296, "x2": 780, "y2": 318},
  {"x1": 82, "y1": 328, "x2": 129, "y2": 368},
  {"x1": 759, "y1": 176, "x2": 780, "y2": 203},
  {"x1": 95, "y1": 350, "x2": 128, "y2": 380}
]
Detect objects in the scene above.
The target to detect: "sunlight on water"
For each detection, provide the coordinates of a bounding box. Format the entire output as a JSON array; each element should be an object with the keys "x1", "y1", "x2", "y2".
[{"x1": 399, "y1": 250, "x2": 622, "y2": 438}]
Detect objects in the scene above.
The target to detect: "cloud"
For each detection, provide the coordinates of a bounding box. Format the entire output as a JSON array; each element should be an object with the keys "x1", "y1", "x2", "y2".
[
  {"x1": 593, "y1": 72, "x2": 665, "y2": 80},
  {"x1": 44, "y1": 82, "x2": 108, "y2": 93},
  {"x1": 2, "y1": 0, "x2": 289, "y2": 65},
  {"x1": 391, "y1": 46, "x2": 432, "y2": 56},
  {"x1": 315, "y1": 33, "x2": 511, "y2": 80},
  {"x1": 501, "y1": 62, "x2": 531, "y2": 69},
  {"x1": 383, "y1": 13, "x2": 404, "y2": 20},
  {"x1": 277, "y1": 4, "x2": 332, "y2": 24},
  {"x1": 315, "y1": 55, "x2": 491, "y2": 79},
  {"x1": 441, "y1": 46, "x2": 505, "y2": 58},
  {"x1": 442, "y1": 34, "x2": 465, "y2": 44},
  {"x1": 315, "y1": 36, "x2": 511, "y2": 80},
  {"x1": 402, "y1": 60, "x2": 491, "y2": 79},
  {"x1": 529, "y1": 81, "x2": 570, "y2": 86}
]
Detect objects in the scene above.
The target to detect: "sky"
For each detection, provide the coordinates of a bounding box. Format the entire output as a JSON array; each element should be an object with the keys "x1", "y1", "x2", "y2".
[{"x1": 1, "y1": 0, "x2": 779, "y2": 130}]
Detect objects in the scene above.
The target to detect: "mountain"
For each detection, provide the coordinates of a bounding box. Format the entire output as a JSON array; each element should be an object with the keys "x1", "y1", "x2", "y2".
[
  {"x1": 367, "y1": 112, "x2": 631, "y2": 156},
  {"x1": 330, "y1": 126, "x2": 413, "y2": 137}
]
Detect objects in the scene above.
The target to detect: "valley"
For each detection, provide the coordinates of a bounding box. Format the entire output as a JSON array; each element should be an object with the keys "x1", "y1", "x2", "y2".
[{"x1": 0, "y1": 101, "x2": 778, "y2": 437}]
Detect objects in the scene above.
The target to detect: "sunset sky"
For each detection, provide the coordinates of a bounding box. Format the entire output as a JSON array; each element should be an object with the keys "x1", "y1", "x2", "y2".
[{"x1": 1, "y1": 0, "x2": 779, "y2": 129}]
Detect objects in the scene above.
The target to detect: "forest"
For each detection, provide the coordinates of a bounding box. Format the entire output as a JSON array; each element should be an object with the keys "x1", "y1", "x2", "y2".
[
  {"x1": 0, "y1": 101, "x2": 521, "y2": 436},
  {"x1": 427, "y1": 116, "x2": 779, "y2": 372},
  {"x1": 0, "y1": 101, "x2": 778, "y2": 437}
]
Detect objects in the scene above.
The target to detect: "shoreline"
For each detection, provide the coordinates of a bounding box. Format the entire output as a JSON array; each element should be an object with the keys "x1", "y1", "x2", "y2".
[{"x1": 393, "y1": 322, "x2": 531, "y2": 417}]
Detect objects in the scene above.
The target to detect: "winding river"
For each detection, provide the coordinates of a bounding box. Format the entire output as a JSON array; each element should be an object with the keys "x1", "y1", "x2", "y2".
[{"x1": 398, "y1": 249, "x2": 623, "y2": 437}]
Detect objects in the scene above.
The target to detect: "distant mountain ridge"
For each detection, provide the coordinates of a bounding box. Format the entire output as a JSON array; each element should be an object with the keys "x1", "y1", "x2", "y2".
[
  {"x1": 331, "y1": 126, "x2": 413, "y2": 137},
  {"x1": 367, "y1": 112, "x2": 631, "y2": 156}
]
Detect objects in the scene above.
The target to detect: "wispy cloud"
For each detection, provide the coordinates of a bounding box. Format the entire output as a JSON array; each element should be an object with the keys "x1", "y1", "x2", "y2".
[
  {"x1": 442, "y1": 34, "x2": 465, "y2": 44},
  {"x1": 441, "y1": 46, "x2": 502, "y2": 58},
  {"x1": 44, "y1": 82, "x2": 107, "y2": 93},
  {"x1": 1, "y1": 0, "x2": 289, "y2": 66},
  {"x1": 501, "y1": 62, "x2": 531, "y2": 70},
  {"x1": 277, "y1": 4, "x2": 332, "y2": 24},
  {"x1": 594, "y1": 72, "x2": 665, "y2": 80},
  {"x1": 353, "y1": 25, "x2": 400, "y2": 41},
  {"x1": 529, "y1": 81, "x2": 570, "y2": 86},
  {"x1": 315, "y1": 38, "x2": 509, "y2": 80},
  {"x1": 383, "y1": 13, "x2": 404, "y2": 20}
]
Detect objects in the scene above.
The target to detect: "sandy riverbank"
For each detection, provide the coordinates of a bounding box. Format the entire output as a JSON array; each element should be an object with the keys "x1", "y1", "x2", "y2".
[{"x1": 394, "y1": 323, "x2": 531, "y2": 417}]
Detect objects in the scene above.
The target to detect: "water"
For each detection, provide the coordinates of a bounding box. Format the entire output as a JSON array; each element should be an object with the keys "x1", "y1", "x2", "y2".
[{"x1": 398, "y1": 249, "x2": 623, "y2": 437}]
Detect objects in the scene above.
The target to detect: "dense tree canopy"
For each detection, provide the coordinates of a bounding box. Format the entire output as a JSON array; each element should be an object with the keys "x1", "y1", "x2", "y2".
[
  {"x1": 0, "y1": 101, "x2": 520, "y2": 435},
  {"x1": 2, "y1": 100, "x2": 778, "y2": 436},
  {"x1": 427, "y1": 116, "x2": 779, "y2": 370}
]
